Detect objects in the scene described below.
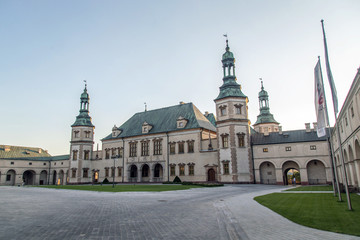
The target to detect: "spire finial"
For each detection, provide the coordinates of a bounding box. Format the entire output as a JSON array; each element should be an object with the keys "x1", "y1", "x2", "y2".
[
  {"x1": 84, "y1": 80, "x2": 87, "y2": 90},
  {"x1": 144, "y1": 102, "x2": 147, "y2": 112},
  {"x1": 223, "y1": 34, "x2": 229, "y2": 51},
  {"x1": 260, "y1": 78, "x2": 264, "y2": 90}
]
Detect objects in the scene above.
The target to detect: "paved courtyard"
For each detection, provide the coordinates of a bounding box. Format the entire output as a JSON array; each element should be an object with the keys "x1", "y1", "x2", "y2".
[{"x1": 0, "y1": 185, "x2": 358, "y2": 240}]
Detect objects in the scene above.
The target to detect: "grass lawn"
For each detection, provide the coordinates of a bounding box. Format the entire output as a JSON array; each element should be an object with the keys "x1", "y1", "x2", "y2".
[
  {"x1": 286, "y1": 185, "x2": 333, "y2": 191},
  {"x1": 254, "y1": 193, "x2": 360, "y2": 236},
  {"x1": 36, "y1": 184, "x2": 203, "y2": 192}
]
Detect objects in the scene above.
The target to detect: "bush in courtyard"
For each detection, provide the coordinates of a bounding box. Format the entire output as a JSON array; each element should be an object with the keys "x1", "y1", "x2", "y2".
[
  {"x1": 173, "y1": 176, "x2": 182, "y2": 183},
  {"x1": 102, "y1": 178, "x2": 110, "y2": 184}
]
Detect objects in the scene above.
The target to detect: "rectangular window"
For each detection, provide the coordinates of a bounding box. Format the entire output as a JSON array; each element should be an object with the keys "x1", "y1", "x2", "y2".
[
  {"x1": 118, "y1": 168, "x2": 122, "y2": 177},
  {"x1": 11, "y1": 162, "x2": 14, "y2": 165},
  {"x1": 154, "y1": 140, "x2": 162, "y2": 155},
  {"x1": 351, "y1": 106, "x2": 354, "y2": 117},
  {"x1": 221, "y1": 107, "x2": 227, "y2": 116},
  {"x1": 73, "y1": 150, "x2": 78, "y2": 160},
  {"x1": 71, "y1": 169, "x2": 76, "y2": 178},
  {"x1": 188, "y1": 141, "x2": 194, "y2": 153},
  {"x1": 74, "y1": 131, "x2": 79, "y2": 138},
  {"x1": 222, "y1": 135, "x2": 229, "y2": 148},
  {"x1": 188, "y1": 165, "x2": 194, "y2": 176},
  {"x1": 238, "y1": 134, "x2": 245, "y2": 147},
  {"x1": 223, "y1": 162, "x2": 229, "y2": 174},
  {"x1": 310, "y1": 145, "x2": 317, "y2": 150},
  {"x1": 263, "y1": 148, "x2": 268, "y2": 152},
  {"x1": 235, "y1": 105, "x2": 242, "y2": 114},
  {"x1": 170, "y1": 143, "x2": 176, "y2": 154},
  {"x1": 29, "y1": 162, "x2": 32, "y2": 165},
  {"x1": 179, "y1": 165, "x2": 185, "y2": 176},
  {"x1": 178, "y1": 142, "x2": 184, "y2": 154},
  {"x1": 105, "y1": 149, "x2": 110, "y2": 159},
  {"x1": 111, "y1": 148, "x2": 116, "y2": 157},
  {"x1": 129, "y1": 142, "x2": 137, "y2": 157},
  {"x1": 43, "y1": 163, "x2": 46, "y2": 166},
  {"x1": 170, "y1": 166, "x2": 176, "y2": 176},
  {"x1": 84, "y1": 150, "x2": 90, "y2": 160},
  {"x1": 111, "y1": 168, "x2": 115, "y2": 177},
  {"x1": 105, "y1": 168, "x2": 109, "y2": 177},
  {"x1": 6, "y1": 174, "x2": 11, "y2": 181},
  {"x1": 85, "y1": 131, "x2": 90, "y2": 138},
  {"x1": 345, "y1": 116, "x2": 348, "y2": 126},
  {"x1": 285, "y1": 147, "x2": 291, "y2": 151},
  {"x1": 83, "y1": 169, "x2": 88, "y2": 178},
  {"x1": 118, "y1": 148, "x2": 123, "y2": 158},
  {"x1": 141, "y1": 141, "x2": 149, "y2": 156}
]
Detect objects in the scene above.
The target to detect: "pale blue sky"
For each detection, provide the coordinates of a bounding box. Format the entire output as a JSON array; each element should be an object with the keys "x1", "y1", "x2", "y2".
[{"x1": 1, "y1": 0, "x2": 359, "y2": 155}]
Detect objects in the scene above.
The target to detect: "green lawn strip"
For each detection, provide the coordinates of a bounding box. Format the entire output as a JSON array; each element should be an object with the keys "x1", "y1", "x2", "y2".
[
  {"x1": 254, "y1": 193, "x2": 360, "y2": 236},
  {"x1": 285, "y1": 185, "x2": 333, "y2": 191},
  {"x1": 35, "y1": 184, "x2": 203, "y2": 192}
]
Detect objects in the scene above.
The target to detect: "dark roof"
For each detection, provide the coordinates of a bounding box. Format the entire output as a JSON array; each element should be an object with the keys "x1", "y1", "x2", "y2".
[
  {"x1": 251, "y1": 129, "x2": 328, "y2": 145},
  {"x1": 103, "y1": 102, "x2": 216, "y2": 140},
  {"x1": 205, "y1": 113, "x2": 217, "y2": 127},
  {"x1": 0, "y1": 145, "x2": 69, "y2": 161}
]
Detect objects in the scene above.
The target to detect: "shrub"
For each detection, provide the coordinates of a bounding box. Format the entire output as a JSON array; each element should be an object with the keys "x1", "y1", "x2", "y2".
[
  {"x1": 173, "y1": 176, "x2": 182, "y2": 183},
  {"x1": 102, "y1": 178, "x2": 110, "y2": 184}
]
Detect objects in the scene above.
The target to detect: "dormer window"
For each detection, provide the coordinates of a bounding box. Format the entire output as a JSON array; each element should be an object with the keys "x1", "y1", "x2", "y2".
[
  {"x1": 112, "y1": 125, "x2": 122, "y2": 137},
  {"x1": 219, "y1": 105, "x2": 227, "y2": 116},
  {"x1": 142, "y1": 122, "x2": 153, "y2": 134},
  {"x1": 177, "y1": 117, "x2": 188, "y2": 129}
]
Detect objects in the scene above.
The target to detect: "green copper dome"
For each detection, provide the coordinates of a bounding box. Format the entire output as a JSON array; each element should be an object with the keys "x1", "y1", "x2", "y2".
[
  {"x1": 215, "y1": 40, "x2": 247, "y2": 101},
  {"x1": 72, "y1": 85, "x2": 94, "y2": 127}
]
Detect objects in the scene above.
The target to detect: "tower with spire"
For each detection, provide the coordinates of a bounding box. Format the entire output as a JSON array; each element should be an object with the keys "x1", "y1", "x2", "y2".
[
  {"x1": 253, "y1": 81, "x2": 279, "y2": 134},
  {"x1": 68, "y1": 83, "x2": 95, "y2": 184},
  {"x1": 214, "y1": 39, "x2": 253, "y2": 183}
]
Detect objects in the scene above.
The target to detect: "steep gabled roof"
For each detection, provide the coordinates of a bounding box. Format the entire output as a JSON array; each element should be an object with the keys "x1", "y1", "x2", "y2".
[
  {"x1": 103, "y1": 102, "x2": 216, "y2": 140},
  {"x1": 205, "y1": 113, "x2": 217, "y2": 127},
  {"x1": 251, "y1": 129, "x2": 328, "y2": 145}
]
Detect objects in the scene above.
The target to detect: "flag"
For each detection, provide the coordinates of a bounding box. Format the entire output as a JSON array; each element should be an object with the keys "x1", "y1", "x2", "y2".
[
  {"x1": 321, "y1": 20, "x2": 338, "y2": 113},
  {"x1": 314, "y1": 59, "x2": 327, "y2": 137}
]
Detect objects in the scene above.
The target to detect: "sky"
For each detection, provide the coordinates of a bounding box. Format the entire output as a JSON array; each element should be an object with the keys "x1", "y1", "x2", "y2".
[{"x1": 1, "y1": 0, "x2": 359, "y2": 155}]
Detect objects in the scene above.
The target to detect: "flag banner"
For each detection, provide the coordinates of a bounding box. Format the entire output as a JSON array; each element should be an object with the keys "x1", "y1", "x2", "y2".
[
  {"x1": 321, "y1": 20, "x2": 339, "y2": 113},
  {"x1": 314, "y1": 59, "x2": 327, "y2": 137}
]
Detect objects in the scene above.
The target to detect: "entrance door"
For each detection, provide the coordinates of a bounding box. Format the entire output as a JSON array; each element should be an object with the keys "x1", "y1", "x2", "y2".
[{"x1": 208, "y1": 169, "x2": 215, "y2": 182}]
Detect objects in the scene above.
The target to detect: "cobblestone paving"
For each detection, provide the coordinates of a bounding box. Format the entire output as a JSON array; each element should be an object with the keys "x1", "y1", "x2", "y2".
[{"x1": 0, "y1": 185, "x2": 358, "y2": 240}]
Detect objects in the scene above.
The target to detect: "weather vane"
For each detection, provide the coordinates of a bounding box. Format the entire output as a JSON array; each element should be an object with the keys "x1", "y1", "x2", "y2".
[
  {"x1": 144, "y1": 102, "x2": 147, "y2": 112},
  {"x1": 84, "y1": 80, "x2": 87, "y2": 88}
]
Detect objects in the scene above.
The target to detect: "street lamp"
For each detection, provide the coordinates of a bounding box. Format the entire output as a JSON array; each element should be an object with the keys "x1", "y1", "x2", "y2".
[{"x1": 111, "y1": 155, "x2": 119, "y2": 188}]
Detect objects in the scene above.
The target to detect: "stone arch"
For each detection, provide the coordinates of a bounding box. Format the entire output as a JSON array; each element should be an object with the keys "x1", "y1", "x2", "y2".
[
  {"x1": 153, "y1": 163, "x2": 163, "y2": 181},
  {"x1": 23, "y1": 170, "x2": 36, "y2": 185},
  {"x1": 52, "y1": 170, "x2": 57, "y2": 185},
  {"x1": 129, "y1": 165, "x2": 138, "y2": 182},
  {"x1": 141, "y1": 164, "x2": 150, "y2": 182},
  {"x1": 306, "y1": 160, "x2": 327, "y2": 185},
  {"x1": 39, "y1": 170, "x2": 47, "y2": 185},
  {"x1": 282, "y1": 160, "x2": 301, "y2": 185},
  {"x1": 355, "y1": 139, "x2": 360, "y2": 159},
  {"x1": 208, "y1": 168, "x2": 216, "y2": 182},
  {"x1": 58, "y1": 170, "x2": 64, "y2": 185},
  {"x1": 259, "y1": 161, "x2": 276, "y2": 184},
  {"x1": 6, "y1": 169, "x2": 16, "y2": 186}
]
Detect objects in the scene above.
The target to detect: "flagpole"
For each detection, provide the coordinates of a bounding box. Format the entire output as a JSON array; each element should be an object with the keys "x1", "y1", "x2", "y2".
[
  {"x1": 318, "y1": 56, "x2": 341, "y2": 200},
  {"x1": 321, "y1": 19, "x2": 352, "y2": 210}
]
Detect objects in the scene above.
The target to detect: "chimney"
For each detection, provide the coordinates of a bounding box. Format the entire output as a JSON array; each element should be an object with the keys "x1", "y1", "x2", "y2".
[
  {"x1": 38, "y1": 148, "x2": 42, "y2": 153},
  {"x1": 205, "y1": 111, "x2": 209, "y2": 116},
  {"x1": 279, "y1": 126, "x2": 283, "y2": 135},
  {"x1": 313, "y1": 122, "x2": 318, "y2": 132},
  {"x1": 179, "y1": 101, "x2": 185, "y2": 105},
  {"x1": 305, "y1": 123, "x2": 311, "y2": 132},
  {"x1": 4, "y1": 145, "x2": 10, "y2": 152}
]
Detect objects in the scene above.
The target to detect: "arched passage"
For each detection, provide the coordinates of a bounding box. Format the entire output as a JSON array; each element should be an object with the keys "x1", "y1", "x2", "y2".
[
  {"x1": 6, "y1": 170, "x2": 16, "y2": 186},
  {"x1": 129, "y1": 165, "x2": 138, "y2": 182},
  {"x1": 307, "y1": 160, "x2": 326, "y2": 185},
  {"x1": 154, "y1": 164, "x2": 163, "y2": 181},
  {"x1": 259, "y1": 161, "x2": 276, "y2": 184},
  {"x1": 282, "y1": 161, "x2": 301, "y2": 185},
  {"x1": 52, "y1": 170, "x2": 57, "y2": 185},
  {"x1": 58, "y1": 170, "x2": 64, "y2": 185},
  {"x1": 141, "y1": 164, "x2": 150, "y2": 182},
  {"x1": 39, "y1": 170, "x2": 47, "y2": 185},
  {"x1": 348, "y1": 145, "x2": 357, "y2": 186},
  {"x1": 208, "y1": 168, "x2": 216, "y2": 182},
  {"x1": 23, "y1": 170, "x2": 36, "y2": 185}
]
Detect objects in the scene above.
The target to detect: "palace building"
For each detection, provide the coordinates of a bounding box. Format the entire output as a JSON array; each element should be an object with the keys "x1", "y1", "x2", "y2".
[{"x1": 1, "y1": 41, "x2": 359, "y2": 191}]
